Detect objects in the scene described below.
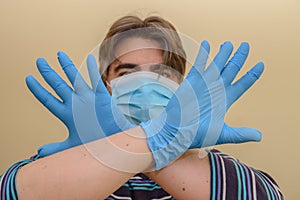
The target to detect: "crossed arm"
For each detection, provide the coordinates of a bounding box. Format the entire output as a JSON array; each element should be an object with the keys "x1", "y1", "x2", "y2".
[
  {"x1": 13, "y1": 128, "x2": 283, "y2": 200},
  {"x1": 16, "y1": 127, "x2": 211, "y2": 200}
]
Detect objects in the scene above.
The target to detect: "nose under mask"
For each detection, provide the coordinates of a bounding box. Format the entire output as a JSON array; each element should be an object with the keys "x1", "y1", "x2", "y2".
[{"x1": 110, "y1": 71, "x2": 179, "y2": 125}]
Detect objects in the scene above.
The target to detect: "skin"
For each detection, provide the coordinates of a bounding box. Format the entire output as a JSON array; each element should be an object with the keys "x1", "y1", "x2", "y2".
[
  {"x1": 108, "y1": 37, "x2": 164, "y2": 80},
  {"x1": 15, "y1": 37, "x2": 211, "y2": 200}
]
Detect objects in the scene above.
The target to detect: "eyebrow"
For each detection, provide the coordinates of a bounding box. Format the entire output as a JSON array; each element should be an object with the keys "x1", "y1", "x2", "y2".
[{"x1": 114, "y1": 63, "x2": 139, "y2": 73}]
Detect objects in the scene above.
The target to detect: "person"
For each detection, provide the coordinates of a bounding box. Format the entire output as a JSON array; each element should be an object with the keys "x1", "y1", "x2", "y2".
[{"x1": 0, "y1": 16, "x2": 283, "y2": 200}]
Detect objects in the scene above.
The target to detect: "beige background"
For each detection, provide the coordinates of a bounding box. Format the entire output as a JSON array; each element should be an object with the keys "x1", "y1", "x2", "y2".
[{"x1": 0, "y1": 0, "x2": 299, "y2": 198}]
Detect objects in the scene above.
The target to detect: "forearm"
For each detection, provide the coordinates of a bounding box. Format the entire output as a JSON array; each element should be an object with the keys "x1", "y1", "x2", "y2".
[
  {"x1": 146, "y1": 149, "x2": 211, "y2": 200},
  {"x1": 15, "y1": 126, "x2": 153, "y2": 200},
  {"x1": 147, "y1": 149, "x2": 284, "y2": 200}
]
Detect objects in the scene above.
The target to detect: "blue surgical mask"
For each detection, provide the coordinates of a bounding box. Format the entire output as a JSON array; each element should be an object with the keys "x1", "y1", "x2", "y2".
[{"x1": 110, "y1": 71, "x2": 179, "y2": 125}]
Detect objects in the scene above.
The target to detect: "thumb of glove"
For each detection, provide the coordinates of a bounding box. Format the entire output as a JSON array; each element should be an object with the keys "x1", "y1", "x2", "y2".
[
  {"x1": 38, "y1": 140, "x2": 71, "y2": 157},
  {"x1": 217, "y1": 124, "x2": 262, "y2": 145}
]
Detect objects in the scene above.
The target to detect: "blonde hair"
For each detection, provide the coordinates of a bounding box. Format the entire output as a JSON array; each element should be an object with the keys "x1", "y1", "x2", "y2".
[{"x1": 99, "y1": 15, "x2": 186, "y2": 82}]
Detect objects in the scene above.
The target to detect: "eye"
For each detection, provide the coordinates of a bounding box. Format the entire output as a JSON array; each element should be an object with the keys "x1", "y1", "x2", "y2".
[
  {"x1": 118, "y1": 69, "x2": 138, "y2": 77},
  {"x1": 161, "y1": 71, "x2": 171, "y2": 78},
  {"x1": 117, "y1": 69, "x2": 129, "y2": 77},
  {"x1": 114, "y1": 63, "x2": 139, "y2": 77},
  {"x1": 159, "y1": 67, "x2": 182, "y2": 83},
  {"x1": 125, "y1": 69, "x2": 139, "y2": 75},
  {"x1": 118, "y1": 72, "x2": 127, "y2": 76}
]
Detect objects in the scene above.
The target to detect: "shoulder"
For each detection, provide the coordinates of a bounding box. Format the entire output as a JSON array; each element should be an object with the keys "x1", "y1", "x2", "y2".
[{"x1": 208, "y1": 149, "x2": 284, "y2": 199}]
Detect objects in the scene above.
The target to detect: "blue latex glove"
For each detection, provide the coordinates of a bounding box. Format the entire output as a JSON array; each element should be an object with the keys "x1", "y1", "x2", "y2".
[
  {"x1": 142, "y1": 41, "x2": 264, "y2": 169},
  {"x1": 26, "y1": 52, "x2": 134, "y2": 157}
]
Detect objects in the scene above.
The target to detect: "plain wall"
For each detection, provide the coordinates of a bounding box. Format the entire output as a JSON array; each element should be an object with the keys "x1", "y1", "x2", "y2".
[{"x1": 0, "y1": 0, "x2": 299, "y2": 198}]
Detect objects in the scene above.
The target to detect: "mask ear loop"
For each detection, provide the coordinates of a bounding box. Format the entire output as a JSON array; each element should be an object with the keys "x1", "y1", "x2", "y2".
[
  {"x1": 105, "y1": 80, "x2": 113, "y2": 95},
  {"x1": 106, "y1": 80, "x2": 111, "y2": 88}
]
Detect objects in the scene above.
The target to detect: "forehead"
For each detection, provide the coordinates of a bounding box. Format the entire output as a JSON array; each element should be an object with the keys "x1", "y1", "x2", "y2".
[{"x1": 114, "y1": 37, "x2": 163, "y2": 65}]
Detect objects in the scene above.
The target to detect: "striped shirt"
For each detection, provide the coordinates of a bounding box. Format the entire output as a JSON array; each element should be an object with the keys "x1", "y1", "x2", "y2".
[
  {"x1": 0, "y1": 150, "x2": 283, "y2": 200},
  {"x1": 209, "y1": 150, "x2": 283, "y2": 200}
]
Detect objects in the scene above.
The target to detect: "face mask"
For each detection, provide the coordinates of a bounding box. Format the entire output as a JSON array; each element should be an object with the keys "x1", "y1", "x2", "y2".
[{"x1": 110, "y1": 71, "x2": 179, "y2": 125}]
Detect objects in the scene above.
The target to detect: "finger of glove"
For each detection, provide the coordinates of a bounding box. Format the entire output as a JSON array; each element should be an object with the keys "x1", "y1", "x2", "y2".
[
  {"x1": 185, "y1": 41, "x2": 210, "y2": 87},
  {"x1": 87, "y1": 54, "x2": 103, "y2": 93},
  {"x1": 218, "y1": 124, "x2": 262, "y2": 145},
  {"x1": 26, "y1": 75, "x2": 64, "y2": 118},
  {"x1": 36, "y1": 58, "x2": 72, "y2": 101},
  {"x1": 94, "y1": 70, "x2": 110, "y2": 95},
  {"x1": 57, "y1": 51, "x2": 89, "y2": 94},
  {"x1": 193, "y1": 40, "x2": 210, "y2": 74},
  {"x1": 205, "y1": 41, "x2": 233, "y2": 82},
  {"x1": 228, "y1": 62, "x2": 264, "y2": 105},
  {"x1": 221, "y1": 42, "x2": 250, "y2": 86}
]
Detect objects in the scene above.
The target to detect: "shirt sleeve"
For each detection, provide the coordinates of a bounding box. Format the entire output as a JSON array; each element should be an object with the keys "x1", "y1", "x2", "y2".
[
  {"x1": 0, "y1": 155, "x2": 39, "y2": 200},
  {"x1": 208, "y1": 149, "x2": 284, "y2": 200}
]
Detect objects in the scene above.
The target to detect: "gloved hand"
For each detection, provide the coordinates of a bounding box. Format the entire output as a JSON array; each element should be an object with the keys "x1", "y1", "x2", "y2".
[
  {"x1": 26, "y1": 52, "x2": 134, "y2": 157},
  {"x1": 141, "y1": 41, "x2": 264, "y2": 170},
  {"x1": 190, "y1": 41, "x2": 264, "y2": 148}
]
